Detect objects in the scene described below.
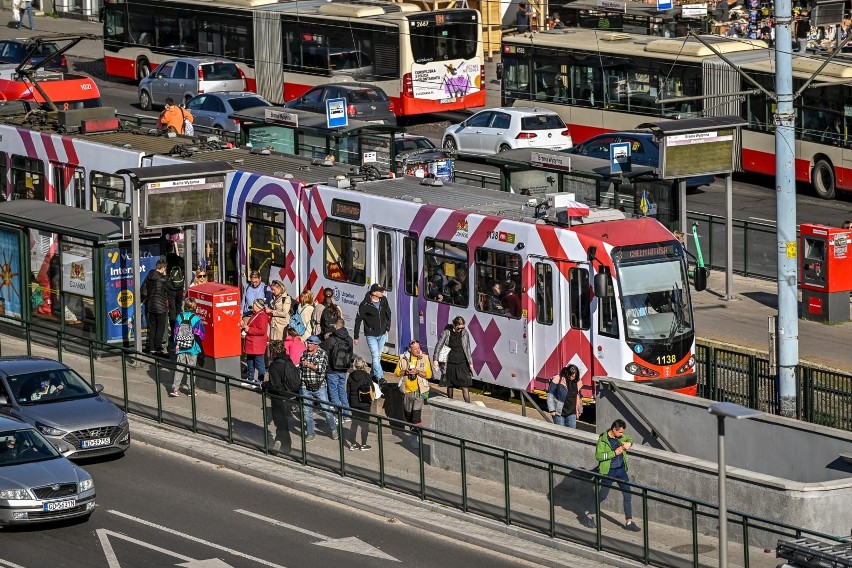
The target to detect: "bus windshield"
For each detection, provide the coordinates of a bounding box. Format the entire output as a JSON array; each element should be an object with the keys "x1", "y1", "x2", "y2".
[
  {"x1": 408, "y1": 12, "x2": 479, "y2": 63},
  {"x1": 615, "y1": 247, "x2": 693, "y2": 342}
]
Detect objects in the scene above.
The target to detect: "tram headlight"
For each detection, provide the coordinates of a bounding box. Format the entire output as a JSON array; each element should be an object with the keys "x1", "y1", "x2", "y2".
[
  {"x1": 625, "y1": 362, "x2": 660, "y2": 378},
  {"x1": 676, "y1": 356, "x2": 696, "y2": 374}
]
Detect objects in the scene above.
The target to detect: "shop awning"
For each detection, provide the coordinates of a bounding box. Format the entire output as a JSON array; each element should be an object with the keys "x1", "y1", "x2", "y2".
[{"x1": 0, "y1": 200, "x2": 128, "y2": 242}]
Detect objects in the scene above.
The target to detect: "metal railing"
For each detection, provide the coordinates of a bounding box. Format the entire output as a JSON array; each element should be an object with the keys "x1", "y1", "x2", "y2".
[
  {"x1": 115, "y1": 112, "x2": 241, "y2": 146},
  {"x1": 1, "y1": 317, "x2": 847, "y2": 567}
]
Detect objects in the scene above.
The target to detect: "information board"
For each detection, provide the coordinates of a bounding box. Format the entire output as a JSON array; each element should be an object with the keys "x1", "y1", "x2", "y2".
[
  {"x1": 142, "y1": 176, "x2": 226, "y2": 229},
  {"x1": 660, "y1": 129, "x2": 735, "y2": 178}
]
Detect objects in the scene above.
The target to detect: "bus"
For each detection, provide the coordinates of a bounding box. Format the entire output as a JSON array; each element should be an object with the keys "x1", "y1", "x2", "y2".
[
  {"x1": 0, "y1": 66, "x2": 101, "y2": 110},
  {"x1": 500, "y1": 29, "x2": 852, "y2": 199},
  {"x1": 102, "y1": 0, "x2": 485, "y2": 117}
]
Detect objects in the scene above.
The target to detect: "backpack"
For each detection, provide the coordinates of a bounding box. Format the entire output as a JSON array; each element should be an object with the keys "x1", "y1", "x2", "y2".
[
  {"x1": 288, "y1": 310, "x2": 307, "y2": 336},
  {"x1": 169, "y1": 265, "x2": 185, "y2": 288},
  {"x1": 357, "y1": 380, "x2": 374, "y2": 403},
  {"x1": 329, "y1": 335, "x2": 353, "y2": 370},
  {"x1": 270, "y1": 357, "x2": 302, "y2": 393},
  {"x1": 175, "y1": 313, "x2": 197, "y2": 351}
]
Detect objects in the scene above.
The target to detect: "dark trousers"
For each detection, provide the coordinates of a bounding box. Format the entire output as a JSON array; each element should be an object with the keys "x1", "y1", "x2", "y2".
[
  {"x1": 146, "y1": 311, "x2": 167, "y2": 352},
  {"x1": 598, "y1": 466, "x2": 634, "y2": 519},
  {"x1": 347, "y1": 406, "x2": 370, "y2": 446},
  {"x1": 269, "y1": 396, "x2": 292, "y2": 447}
]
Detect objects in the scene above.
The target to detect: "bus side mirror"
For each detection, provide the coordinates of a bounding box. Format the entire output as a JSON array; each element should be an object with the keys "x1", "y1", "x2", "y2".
[
  {"x1": 594, "y1": 273, "x2": 610, "y2": 298},
  {"x1": 693, "y1": 267, "x2": 708, "y2": 292},
  {"x1": 496, "y1": 62, "x2": 503, "y2": 80}
]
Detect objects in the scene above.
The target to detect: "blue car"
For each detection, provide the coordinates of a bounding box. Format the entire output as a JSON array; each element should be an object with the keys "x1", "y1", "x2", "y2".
[
  {"x1": 0, "y1": 40, "x2": 67, "y2": 73},
  {"x1": 563, "y1": 131, "x2": 715, "y2": 190}
]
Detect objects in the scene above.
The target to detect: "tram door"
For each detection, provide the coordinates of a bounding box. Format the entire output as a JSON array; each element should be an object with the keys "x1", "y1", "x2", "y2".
[{"x1": 371, "y1": 227, "x2": 409, "y2": 358}]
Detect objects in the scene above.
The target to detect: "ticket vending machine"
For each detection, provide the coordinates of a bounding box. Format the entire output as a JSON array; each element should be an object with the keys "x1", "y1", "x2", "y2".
[
  {"x1": 188, "y1": 283, "x2": 242, "y2": 392},
  {"x1": 799, "y1": 224, "x2": 852, "y2": 323}
]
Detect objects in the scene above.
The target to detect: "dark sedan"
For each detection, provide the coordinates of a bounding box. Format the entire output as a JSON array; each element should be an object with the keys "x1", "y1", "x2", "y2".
[
  {"x1": 285, "y1": 83, "x2": 396, "y2": 125},
  {"x1": 0, "y1": 40, "x2": 68, "y2": 73},
  {"x1": 563, "y1": 131, "x2": 715, "y2": 189}
]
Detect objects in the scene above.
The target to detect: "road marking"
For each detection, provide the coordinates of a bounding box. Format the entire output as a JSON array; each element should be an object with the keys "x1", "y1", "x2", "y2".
[
  {"x1": 748, "y1": 216, "x2": 776, "y2": 224},
  {"x1": 0, "y1": 559, "x2": 28, "y2": 568},
  {"x1": 235, "y1": 508, "x2": 400, "y2": 562},
  {"x1": 106, "y1": 510, "x2": 287, "y2": 568}
]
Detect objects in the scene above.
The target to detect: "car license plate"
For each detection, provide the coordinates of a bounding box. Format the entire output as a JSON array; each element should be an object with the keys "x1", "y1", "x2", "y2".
[
  {"x1": 81, "y1": 437, "x2": 111, "y2": 448},
  {"x1": 44, "y1": 499, "x2": 76, "y2": 512},
  {"x1": 439, "y1": 97, "x2": 457, "y2": 105}
]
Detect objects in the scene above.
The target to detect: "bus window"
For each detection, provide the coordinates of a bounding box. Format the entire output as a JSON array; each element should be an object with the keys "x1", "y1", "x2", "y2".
[
  {"x1": 11, "y1": 156, "x2": 44, "y2": 201},
  {"x1": 535, "y1": 263, "x2": 553, "y2": 325},
  {"x1": 376, "y1": 231, "x2": 393, "y2": 292},
  {"x1": 324, "y1": 219, "x2": 366, "y2": 285},
  {"x1": 597, "y1": 267, "x2": 619, "y2": 337},
  {"x1": 424, "y1": 238, "x2": 468, "y2": 307},
  {"x1": 475, "y1": 248, "x2": 522, "y2": 318},
  {"x1": 403, "y1": 236, "x2": 418, "y2": 297},
  {"x1": 501, "y1": 56, "x2": 530, "y2": 103},
  {"x1": 103, "y1": 4, "x2": 127, "y2": 44},
  {"x1": 91, "y1": 172, "x2": 127, "y2": 218},
  {"x1": 569, "y1": 267, "x2": 590, "y2": 329},
  {"x1": 246, "y1": 203, "x2": 287, "y2": 284}
]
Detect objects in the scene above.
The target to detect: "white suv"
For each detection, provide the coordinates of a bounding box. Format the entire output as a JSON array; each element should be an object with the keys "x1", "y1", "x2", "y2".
[{"x1": 442, "y1": 107, "x2": 572, "y2": 156}]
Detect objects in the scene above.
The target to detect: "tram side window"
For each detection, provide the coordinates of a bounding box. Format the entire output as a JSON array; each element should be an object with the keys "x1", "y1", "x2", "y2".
[
  {"x1": 475, "y1": 248, "x2": 522, "y2": 318},
  {"x1": 246, "y1": 203, "x2": 287, "y2": 285},
  {"x1": 597, "y1": 267, "x2": 619, "y2": 337},
  {"x1": 11, "y1": 156, "x2": 44, "y2": 201},
  {"x1": 376, "y1": 231, "x2": 393, "y2": 292},
  {"x1": 535, "y1": 263, "x2": 553, "y2": 325},
  {"x1": 91, "y1": 172, "x2": 128, "y2": 218},
  {"x1": 424, "y1": 237, "x2": 468, "y2": 307},
  {"x1": 403, "y1": 236, "x2": 418, "y2": 297},
  {"x1": 569, "y1": 267, "x2": 590, "y2": 329},
  {"x1": 324, "y1": 219, "x2": 366, "y2": 285}
]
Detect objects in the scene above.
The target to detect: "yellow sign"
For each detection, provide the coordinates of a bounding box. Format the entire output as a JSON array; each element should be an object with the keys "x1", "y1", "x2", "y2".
[
  {"x1": 117, "y1": 290, "x2": 134, "y2": 308},
  {"x1": 786, "y1": 241, "x2": 797, "y2": 259}
]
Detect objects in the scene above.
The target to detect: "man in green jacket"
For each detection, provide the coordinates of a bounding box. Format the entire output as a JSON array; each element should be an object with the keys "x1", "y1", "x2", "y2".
[{"x1": 582, "y1": 419, "x2": 641, "y2": 532}]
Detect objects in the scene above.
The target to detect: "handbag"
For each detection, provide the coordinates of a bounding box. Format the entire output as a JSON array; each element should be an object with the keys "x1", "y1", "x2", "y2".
[{"x1": 437, "y1": 345, "x2": 451, "y2": 363}]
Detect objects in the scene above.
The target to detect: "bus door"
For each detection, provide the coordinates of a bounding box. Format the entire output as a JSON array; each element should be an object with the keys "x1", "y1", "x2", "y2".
[
  {"x1": 528, "y1": 257, "x2": 593, "y2": 393},
  {"x1": 371, "y1": 226, "x2": 408, "y2": 358}
]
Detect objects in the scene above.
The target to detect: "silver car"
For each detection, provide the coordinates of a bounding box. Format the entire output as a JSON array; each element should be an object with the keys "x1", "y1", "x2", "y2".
[
  {"x1": 138, "y1": 57, "x2": 247, "y2": 110},
  {"x1": 0, "y1": 417, "x2": 95, "y2": 525},
  {"x1": 0, "y1": 357, "x2": 130, "y2": 459},
  {"x1": 184, "y1": 92, "x2": 272, "y2": 134}
]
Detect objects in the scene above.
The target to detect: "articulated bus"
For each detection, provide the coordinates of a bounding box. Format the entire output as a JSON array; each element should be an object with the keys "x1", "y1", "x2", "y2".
[
  {"x1": 501, "y1": 29, "x2": 852, "y2": 200},
  {"x1": 0, "y1": 108, "x2": 699, "y2": 395},
  {"x1": 102, "y1": 0, "x2": 485, "y2": 117}
]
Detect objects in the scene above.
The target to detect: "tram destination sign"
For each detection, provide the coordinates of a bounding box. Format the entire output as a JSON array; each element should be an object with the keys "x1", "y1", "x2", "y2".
[
  {"x1": 142, "y1": 176, "x2": 226, "y2": 229},
  {"x1": 659, "y1": 129, "x2": 735, "y2": 179}
]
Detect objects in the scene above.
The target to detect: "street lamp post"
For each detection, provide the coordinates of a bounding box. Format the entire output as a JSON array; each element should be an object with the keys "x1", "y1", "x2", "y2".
[{"x1": 708, "y1": 402, "x2": 763, "y2": 568}]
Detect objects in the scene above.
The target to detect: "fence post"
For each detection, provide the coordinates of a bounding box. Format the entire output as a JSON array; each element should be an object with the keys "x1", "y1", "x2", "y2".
[
  {"x1": 748, "y1": 353, "x2": 759, "y2": 409},
  {"x1": 705, "y1": 345, "x2": 716, "y2": 400},
  {"x1": 503, "y1": 449, "x2": 511, "y2": 525}
]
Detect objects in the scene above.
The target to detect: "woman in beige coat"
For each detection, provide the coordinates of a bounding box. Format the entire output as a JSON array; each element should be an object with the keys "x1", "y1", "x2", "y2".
[
  {"x1": 266, "y1": 280, "x2": 292, "y2": 342},
  {"x1": 295, "y1": 290, "x2": 315, "y2": 343}
]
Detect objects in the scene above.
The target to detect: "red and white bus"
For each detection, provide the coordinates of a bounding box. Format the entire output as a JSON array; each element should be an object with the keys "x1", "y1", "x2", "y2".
[
  {"x1": 0, "y1": 66, "x2": 101, "y2": 110},
  {"x1": 102, "y1": 0, "x2": 485, "y2": 117},
  {"x1": 501, "y1": 29, "x2": 852, "y2": 199}
]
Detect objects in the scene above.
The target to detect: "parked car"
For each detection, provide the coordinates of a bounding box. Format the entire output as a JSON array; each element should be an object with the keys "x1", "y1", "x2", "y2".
[
  {"x1": 0, "y1": 357, "x2": 129, "y2": 459},
  {"x1": 0, "y1": 40, "x2": 67, "y2": 73},
  {"x1": 185, "y1": 92, "x2": 272, "y2": 134},
  {"x1": 138, "y1": 57, "x2": 246, "y2": 110},
  {"x1": 563, "y1": 131, "x2": 715, "y2": 189},
  {"x1": 394, "y1": 134, "x2": 454, "y2": 180},
  {"x1": 0, "y1": 416, "x2": 95, "y2": 525},
  {"x1": 442, "y1": 107, "x2": 572, "y2": 157},
  {"x1": 285, "y1": 83, "x2": 396, "y2": 125}
]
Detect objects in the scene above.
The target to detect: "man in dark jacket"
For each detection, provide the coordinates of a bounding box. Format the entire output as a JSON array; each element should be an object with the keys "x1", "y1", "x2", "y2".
[
  {"x1": 322, "y1": 318, "x2": 353, "y2": 421},
  {"x1": 353, "y1": 283, "x2": 392, "y2": 382},
  {"x1": 264, "y1": 340, "x2": 299, "y2": 452},
  {"x1": 165, "y1": 251, "x2": 186, "y2": 350},
  {"x1": 141, "y1": 259, "x2": 169, "y2": 355}
]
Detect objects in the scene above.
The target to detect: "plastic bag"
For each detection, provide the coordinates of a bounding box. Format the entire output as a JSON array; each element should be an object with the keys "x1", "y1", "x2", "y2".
[{"x1": 372, "y1": 380, "x2": 383, "y2": 400}]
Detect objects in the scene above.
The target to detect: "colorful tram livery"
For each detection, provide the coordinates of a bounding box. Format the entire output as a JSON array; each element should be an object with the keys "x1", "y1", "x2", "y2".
[{"x1": 0, "y1": 113, "x2": 697, "y2": 395}]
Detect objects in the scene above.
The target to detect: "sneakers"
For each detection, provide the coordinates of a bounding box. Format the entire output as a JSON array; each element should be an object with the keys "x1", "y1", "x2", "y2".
[
  {"x1": 272, "y1": 440, "x2": 281, "y2": 452},
  {"x1": 347, "y1": 442, "x2": 361, "y2": 451},
  {"x1": 581, "y1": 514, "x2": 596, "y2": 529},
  {"x1": 342, "y1": 417, "x2": 351, "y2": 424},
  {"x1": 625, "y1": 521, "x2": 641, "y2": 532},
  {"x1": 359, "y1": 444, "x2": 372, "y2": 451},
  {"x1": 168, "y1": 388, "x2": 180, "y2": 398},
  {"x1": 330, "y1": 430, "x2": 339, "y2": 440},
  {"x1": 305, "y1": 434, "x2": 316, "y2": 442}
]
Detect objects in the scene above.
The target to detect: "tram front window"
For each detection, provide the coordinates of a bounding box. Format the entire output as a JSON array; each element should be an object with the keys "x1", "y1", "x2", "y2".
[{"x1": 618, "y1": 258, "x2": 692, "y2": 342}]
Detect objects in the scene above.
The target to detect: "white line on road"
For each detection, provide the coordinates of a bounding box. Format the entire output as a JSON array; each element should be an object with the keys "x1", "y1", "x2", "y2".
[
  {"x1": 107, "y1": 510, "x2": 288, "y2": 568},
  {"x1": 97, "y1": 529, "x2": 195, "y2": 567},
  {"x1": 236, "y1": 508, "x2": 326, "y2": 540},
  {"x1": 0, "y1": 558, "x2": 28, "y2": 568},
  {"x1": 748, "y1": 216, "x2": 776, "y2": 224}
]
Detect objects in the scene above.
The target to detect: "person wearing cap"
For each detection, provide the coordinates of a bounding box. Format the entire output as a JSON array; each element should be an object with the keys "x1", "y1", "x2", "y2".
[
  {"x1": 240, "y1": 298, "x2": 271, "y2": 388},
  {"x1": 241, "y1": 270, "x2": 271, "y2": 317},
  {"x1": 299, "y1": 334, "x2": 338, "y2": 441},
  {"x1": 354, "y1": 283, "x2": 393, "y2": 383}
]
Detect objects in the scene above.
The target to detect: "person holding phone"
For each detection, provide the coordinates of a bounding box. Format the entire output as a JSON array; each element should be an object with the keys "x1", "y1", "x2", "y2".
[{"x1": 582, "y1": 419, "x2": 641, "y2": 532}]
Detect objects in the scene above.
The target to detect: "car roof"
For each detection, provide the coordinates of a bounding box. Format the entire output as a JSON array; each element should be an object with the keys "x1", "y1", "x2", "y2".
[
  {"x1": 0, "y1": 414, "x2": 29, "y2": 431},
  {"x1": 162, "y1": 57, "x2": 238, "y2": 65},
  {"x1": 482, "y1": 107, "x2": 560, "y2": 116},
  {"x1": 586, "y1": 130, "x2": 653, "y2": 139},
  {"x1": 394, "y1": 133, "x2": 430, "y2": 140},
  {"x1": 200, "y1": 92, "x2": 264, "y2": 99},
  {"x1": 0, "y1": 356, "x2": 68, "y2": 379},
  {"x1": 312, "y1": 83, "x2": 385, "y2": 92}
]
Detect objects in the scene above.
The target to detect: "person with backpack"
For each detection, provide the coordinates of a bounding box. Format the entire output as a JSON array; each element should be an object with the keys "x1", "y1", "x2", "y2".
[
  {"x1": 316, "y1": 287, "x2": 342, "y2": 339},
  {"x1": 346, "y1": 356, "x2": 374, "y2": 451},
  {"x1": 322, "y1": 317, "x2": 353, "y2": 422},
  {"x1": 169, "y1": 297, "x2": 205, "y2": 397},
  {"x1": 264, "y1": 339, "x2": 302, "y2": 452},
  {"x1": 266, "y1": 280, "x2": 292, "y2": 342},
  {"x1": 394, "y1": 340, "x2": 432, "y2": 429},
  {"x1": 241, "y1": 270, "x2": 271, "y2": 317},
  {"x1": 353, "y1": 284, "x2": 392, "y2": 383},
  {"x1": 240, "y1": 299, "x2": 270, "y2": 388},
  {"x1": 293, "y1": 290, "x2": 315, "y2": 343},
  {"x1": 165, "y1": 251, "x2": 186, "y2": 352},
  {"x1": 141, "y1": 259, "x2": 169, "y2": 355}
]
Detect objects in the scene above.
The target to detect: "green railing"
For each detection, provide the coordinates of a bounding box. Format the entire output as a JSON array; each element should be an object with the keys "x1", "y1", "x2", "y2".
[
  {"x1": 115, "y1": 112, "x2": 241, "y2": 146},
  {"x1": 1, "y1": 317, "x2": 847, "y2": 567}
]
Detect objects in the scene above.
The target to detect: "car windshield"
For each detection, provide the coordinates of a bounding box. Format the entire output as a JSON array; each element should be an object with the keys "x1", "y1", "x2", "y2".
[
  {"x1": 347, "y1": 89, "x2": 388, "y2": 103},
  {"x1": 0, "y1": 428, "x2": 61, "y2": 466},
  {"x1": 7, "y1": 367, "x2": 96, "y2": 406},
  {"x1": 396, "y1": 137, "x2": 437, "y2": 152},
  {"x1": 521, "y1": 114, "x2": 566, "y2": 130},
  {"x1": 228, "y1": 96, "x2": 270, "y2": 112},
  {"x1": 201, "y1": 62, "x2": 241, "y2": 80}
]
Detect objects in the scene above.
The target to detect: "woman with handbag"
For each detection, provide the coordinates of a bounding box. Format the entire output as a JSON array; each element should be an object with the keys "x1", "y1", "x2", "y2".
[{"x1": 433, "y1": 316, "x2": 474, "y2": 403}]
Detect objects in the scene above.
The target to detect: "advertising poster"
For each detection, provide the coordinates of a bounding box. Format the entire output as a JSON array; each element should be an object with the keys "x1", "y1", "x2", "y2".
[
  {"x1": 0, "y1": 229, "x2": 22, "y2": 318},
  {"x1": 61, "y1": 243, "x2": 94, "y2": 298},
  {"x1": 411, "y1": 57, "x2": 481, "y2": 100},
  {"x1": 102, "y1": 243, "x2": 160, "y2": 342}
]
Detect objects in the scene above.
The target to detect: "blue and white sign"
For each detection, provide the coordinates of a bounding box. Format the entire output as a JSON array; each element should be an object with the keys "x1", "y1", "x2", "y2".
[
  {"x1": 657, "y1": 0, "x2": 673, "y2": 10},
  {"x1": 326, "y1": 97, "x2": 348, "y2": 128},
  {"x1": 610, "y1": 142, "x2": 631, "y2": 174}
]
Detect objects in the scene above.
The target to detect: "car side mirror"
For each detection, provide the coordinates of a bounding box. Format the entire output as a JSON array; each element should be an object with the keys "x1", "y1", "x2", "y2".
[
  {"x1": 94, "y1": 384, "x2": 105, "y2": 394},
  {"x1": 693, "y1": 266, "x2": 708, "y2": 292},
  {"x1": 0, "y1": 395, "x2": 8, "y2": 406},
  {"x1": 594, "y1": 273, "x2": 611, "y2": 298}
]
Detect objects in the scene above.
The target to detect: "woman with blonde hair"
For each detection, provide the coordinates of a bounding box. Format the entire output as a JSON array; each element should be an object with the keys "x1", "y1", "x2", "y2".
[
  {"x1": 295, "y1": 289, "x2": 315, "y2": 343},
  {"x1": 345, "y1": 356, "x2": 373, "y2": 450},
  {"x1": 266, "y1": 280, "x2": 292, "y2": 342}
]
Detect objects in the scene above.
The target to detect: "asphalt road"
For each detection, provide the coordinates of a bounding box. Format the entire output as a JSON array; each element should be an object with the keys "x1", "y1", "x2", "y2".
[{"x1": 0, "y1": 442, "x2": 540, "y2": 568}]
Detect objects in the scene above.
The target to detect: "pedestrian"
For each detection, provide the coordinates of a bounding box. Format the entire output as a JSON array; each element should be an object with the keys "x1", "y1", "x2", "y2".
[
  {"x1": 240, "y1": 298, "x2": 270, "y2": 388},
  {"x1": 294, "y1": 290, "x2": 316, "y2": 343},
  {"x1": 189, "y1": 268, "x2": 208, "y2": 289},
  {"x1": 353, "y1": 283, "x2": 392, "y2": 383},
  {"x1": 266, "y1": 280, "x2": 292, "y2": 342},
  {"x1": 264, "y1": 339, "x2": 302, "y2": 452},
  {"x1": 582, "y1": 419, "x2": 641, "y2": 532},
  {"x1": 156, "y1": 98, "x2": 193, "y2": 134},
  {"x1": 547, "y1": 367, "x2": 569, "y2": 425},
  {"x1": 516, "y1": 2, "x2": 534, "y2": 33},
  {"x1": 141, "y1": 259, "x2": 169, "y2": 355},
  {"x1": 346, "y1": 356, "x2": 373, "y2": 450},
  {"x1": 548, "y1": 365, "x2": 583, "y2": 427},
  {"x1": 284, "y1": 326, "x2": 306, "y2": 367},
  {"x1": 169, "y1": 297, "x2": 205, "y2": 397},
  {"x1": 394, "y1": 340, "x2": 432, "y2": 435},
  {"x1": 299, "y1": 335, "x2": 338, "y2": 441},
  {"x1": 322, "y1": 317, "x2": 354, "y2": 422},
  {"x1": 241, "y1": 270, "x2": 270, "y2": 316},
  {"x1": 165, "y1": 251, "x2": 186, "y2": 352},
  {"x1": 433, "y1": 316, "x2": 474, "y2": 403},
  {"x1": 15, "y1": 0, "x2": 33, "y2": 30},
  {"x1": 317, "y1": 287, "x2": 342, "y2": 339},
  {"x1": 501, "y1": 280, "x2": 522, "y2": 318}
]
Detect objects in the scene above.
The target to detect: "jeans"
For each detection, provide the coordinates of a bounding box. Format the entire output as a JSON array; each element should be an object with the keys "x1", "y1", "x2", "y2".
[
  {"x1": 364, "y1": 333, "x2": 387, "y2": 381},
  {"x1": 299, "y1": 385, "x2": 337, "y2": 437},
  {"x1": 245, "y1": 354, "x2": 266, "y2": 384},
  {"x1": 17, "y1": 1, "x2": 33, "y2": 29},
  {"x1": 171, "y1": 352, "x2": 197, "y2": 391},
  {"x1": 326, "y1": 371, "x2": 350, "y2": 417},
  {"x1": 564, "y1": 413, "x2": 577, "y2": 429},
  {"x1": 598, "y1": 466, "x2": 633, "y2": 519}
]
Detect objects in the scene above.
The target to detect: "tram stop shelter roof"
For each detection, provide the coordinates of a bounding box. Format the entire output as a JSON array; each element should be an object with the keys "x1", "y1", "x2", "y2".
[
  {"x1": 231, "y1": 106, "x2": 401, "y2": 136},
  {"x1": 636, "y1": 116, "x2": 748, "y2": 137},
  {"x1": 0, "y1": 199, "x2": 127, "y2": 243},
  {"x1": 487, "y1": 148, "x2": 655, "y2": 181}
]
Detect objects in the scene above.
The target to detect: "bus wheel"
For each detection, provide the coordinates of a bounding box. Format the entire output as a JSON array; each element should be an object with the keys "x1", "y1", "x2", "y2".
[
  {"x1": 812, "y1": 159, "x2": 836, "y2": 199},
  {"x1": 139, "y1": 90, "x2": 152, "y2": 111},
  {"x1": 136, "y1": 59, "x2": 151, "y2": 81}
]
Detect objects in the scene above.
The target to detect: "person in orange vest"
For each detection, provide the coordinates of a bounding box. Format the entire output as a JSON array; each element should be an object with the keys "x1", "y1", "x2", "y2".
[{"x1": 157, "y1": 98, "x2": 193, "y2": 134}]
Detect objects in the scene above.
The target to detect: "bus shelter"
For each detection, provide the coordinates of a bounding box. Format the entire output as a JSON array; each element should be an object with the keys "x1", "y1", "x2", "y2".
[
  {"x1": 231, "y1": 107, "x2": 402, "y2": 175},
  {"x1": 0, "y1": 199, "x2": 160, "y2": 345},
  {"x1": 485, "y1": 148, "x2": 679, "y2": 229}
]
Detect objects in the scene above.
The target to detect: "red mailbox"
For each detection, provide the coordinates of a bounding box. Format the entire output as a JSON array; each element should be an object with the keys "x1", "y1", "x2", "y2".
[
  {"x1": 188, "y1": 282, "x2": 242, "y2": 358},
  {"x1": 799, "y1": 223, "x2": 852, "y2": 322}
]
